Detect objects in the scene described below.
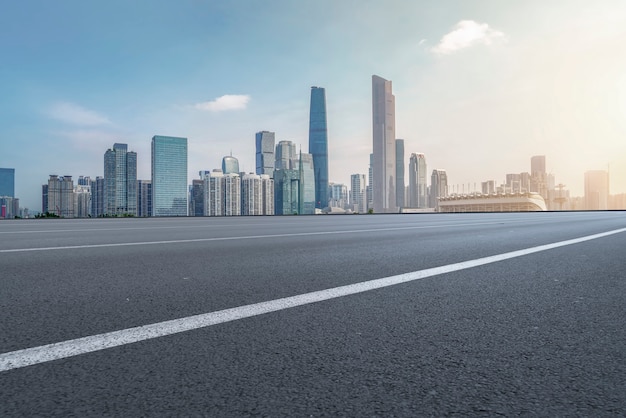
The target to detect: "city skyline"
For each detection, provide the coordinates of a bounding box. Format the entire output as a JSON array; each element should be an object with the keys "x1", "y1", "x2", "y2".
[{"x1": 2, "y1": 1, "x2": 626, "y2": 210}]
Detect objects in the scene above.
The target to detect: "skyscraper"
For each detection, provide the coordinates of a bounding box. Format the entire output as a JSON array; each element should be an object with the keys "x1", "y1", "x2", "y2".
[
  {"x1": 275, "y1": 140, "x2": 297, "y2": 170},
  {"x1": 255, "y1": 131, "x2": 275, "y2": 178},
  {"x1": 137, "y1": 180, "x2": 152, "y2": 217},
  {"x1": 274, "y1": 168, "x2": 300, "y2": 215},
  {"x1": 430, "y1": 169, "x2": 448, "y2": 210},
  {"x1": 395, "y1": 139, "x2": 405, "y2": 208},
  {"x1": 298, "y1": 152, "x2": 316, "y2": 215},
  {"x1": 309, "y1": 86, "x2": 329, "y2": 209},
  {"x1": 223, "y1": 173, "x2": 241, "y2": 216},
  {"x1": 204, "y1": 170, "x2": 224, "y2": 216},
  {"x1": 222, "y1": 155, "x2": 240, "y2": 174},
  {"x1": 46, "y1": 175, "x2": 74, "y2": 217},
  {"x1": 584, "y1": 170, "x2": 609, "y2": 210},
  {"x1": 367, "y1": 153, "x2": 373, "y2": 211},
  {"x1": 372, "y1": 75, "x2": 396, "y2": 213},
  {"x1": 350, "y1": 174, "x2": 367, "y2": 213},
  {"x1": 530, "y1": 155, "x2": 547, "y2": 197},
  {"x1": 104, "y1": 143, "x2": 137, "y2": 215},
  {"x1": 0, "y1": 168, "x2": 15, "y2": 197},
  {"x1": 408, "y1": 153, "x2": 427, "y2": 208},
  {"x1": 151, "y1": 135, "x2": 188, "y2": 216},
  {"x1": 242, "y1": 173, "x2": 263, "y2": 216}
]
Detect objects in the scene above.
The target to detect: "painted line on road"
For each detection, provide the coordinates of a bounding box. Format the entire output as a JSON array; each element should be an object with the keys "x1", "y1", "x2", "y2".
[
  {"x1": 0, "y1": 219, "x2": 565, "y2": 253},
  {"x1": 2, "y1": 227, "x2": 626, "y2": 372}
]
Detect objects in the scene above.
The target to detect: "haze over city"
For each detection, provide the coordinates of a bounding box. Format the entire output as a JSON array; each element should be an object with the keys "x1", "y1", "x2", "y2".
[{"x1": 2, "y1": 0, "x2": 626, "y2": 210}]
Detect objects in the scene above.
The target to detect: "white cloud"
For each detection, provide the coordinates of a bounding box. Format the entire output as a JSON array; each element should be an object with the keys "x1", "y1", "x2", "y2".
[
  {"x1": 432, "y1": 20, "x2": 506, "y2": 55},
  {"x1": 194, "y1": 94, "x2": 251, "y2": 111},
  {"x1": 47, "y1": 102, "x2": 111, "y2": 126},
  {"x1": 57, "y1": 129, "x2": 120, "y2": 151}
]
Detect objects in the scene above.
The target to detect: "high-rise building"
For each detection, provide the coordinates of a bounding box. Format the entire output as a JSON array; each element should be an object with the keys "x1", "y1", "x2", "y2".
[
  {"x1": 151, "y1": 135, "x2": 188, "y2": 216},
  {"x1": 255, "y1": 131, "x2": 275, "y2": 178},
  {"x1": 0, "y1": 168, "x2": 15, "y2": 198},
  {"x1": 275, "y1": 140, "x2": 297, "y2": 170},
  {"x1": 261, "y1": 175, "x2": 274, "y2": 216},
  {"x1": 77, "y1": 176, "x2": 91, "y2": 186},
  {"x1": 46, "y1": 175, "x2": 75, "y2": 217},
  {"x1": 329, "y1": 183, "x2": 349, "y2": 209},
  {"x1": 530, "y1": 155, "x2": 547, "y2": 197},
  {"x1": 73, "y1": 185, "x2": 91, "y2": 218},
  {"x1": 0, "y1": 196, "x2": 19, "y2": 219},
  {"x1": 350, "y1": 174, "x2": 367, "y2": 213},
  {"x1": 222, "y1": 155, "x2": 240, "y2": 175},
  {"x1": 481, "y1": 180, "x2": 496, "y2": 195},
  {"x1": 41, "y1": 184, "x2": 48, "y2": 214},
  {"x1": 299, "y1": 152, "x2": 316, "y2": 215},
  {"x1": 274, "y1": 169, "x2": 300, "y2": 215},
  {"x1": 430, "y1": 169, "x2": 448, "y2": 210},
  {"x1": 223, "y1": 173, "x2": 241, "y2": 216},
  {"x1": 395, "y1": 139, "x2": 405, "y2": 208},
  {"x1": 309, "y1": 86, "x2": 329, "y2": 209},
  {"x1": 89, "y1": 176, "x2": 104, "y2": 217},
  {"x1": 204, "y1": 170, "x2": 224, "y2": 216},
  {"x1": 584, "y1": 170, "x2": 609, "y2": 210},
  {"x1": 408, "y1": 153, "x2": 427, "y2": 208},
  {"x1": 104, "y1": 143, "x2": 137, "y2": 216},
  {"x1": 242, "y1": 173, "x2": 263, "y2": 216},
  {"x1": 506, "y1": 173, "x2": 522, "y2": 193},
  {"x1": 190, "y1": 179, "x2": 205, "y2": 216},
  {"x1": 372, "y1": 75, "x2": 396, "y2": 213},
  {"x1": 137, "y1": 180, "x2": 152, "y2": 217},
  {"x1": 367, "y1": 153, "x2": 373, "y2": 211}
]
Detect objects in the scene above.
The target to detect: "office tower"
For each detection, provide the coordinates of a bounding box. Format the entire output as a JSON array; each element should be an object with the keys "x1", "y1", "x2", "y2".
[
  {"x1": 46, "y1": 175, "x2": 75, "y2": 217},
  {"x1": 530, "y1": 155, "x2": 547, "y2": 197},
  {"x1": 73, "y1": 185, "x2": 91, "y2": 218},
  {"x1": 309, "y1": 86, "x2": 329, "y2": 209},
  {"x1": 104, "y1": 143, "x2": 137, "y2": 216},
  {"x1": 372, "y1": 75, "x2": 396, "y2": 213},
  {"x1": 41, "y1": 184, "x2": 48, "y2": 213},
  {"x1": 506, "y1": 173, "x2": 522, "y2": 193},
  {"x1": 367, "y1": 153, "x2": 373, "y2": 211},
  {"x1": 275, "y1": 140, "x2": 297, "y2": 170},
  {"x1": 222, "y1": 155, "x2": 240, "y2": 175},
  {"x1": 408, "y1": 153, "x2": 427, "y2": 208},
  {"x1": 395, "y1": 139, "x2": 405, "y2": 208},
  {"x1": 77, "y1": 176, "x2": 91, "y2": 186},
  {"x1": 430, "y1": 169, "x2": 448, "y2": 210},
  {"x1": 299, "y1": 152, "x2": 316, "y2": 215},
  {"x1": 223, "y1": 173, "x2": 241, "y2": 216},
  {"x1": 350, "y1": 174, "x2": 367, "y2": 213},
  {"x1": 329, "y1": 183, "x2": 349, "y2": 209},
  {"x1": 89, "y1": 176, "x2": 104, "y2": 217},
  {"x1": 137, "y1": 180, "x2": 152, "y2": 217},
  {"x1": 204, "y1": 170, "x2": 224, "y2": 216},
  {"x1": 520, "y1": 172, "x2": 531, "y2": 193},
  {"x1": 274, "y1": 169, "x2": 300, "y2": 215},
  {"x1": 242, "y1": 173, "x2": 263, "y2": 215},
  {"x1": 256, "y1": 131, "x2": 275, "y2": 178},
  {"x1": 0, "y1": 196, "x2": 19, "y2": 219},
  {"x1": 584, "y1": 170, "x2": 609, "y2": 210},
  {"x1": 0, "y1": 168, "x2": 15, "y2": 197},
  {"x1": 190, "y1": 179, "x2": 204, "y2": 216},
  {"x1": 481, "y1": 180, "x2": 496, "y2": 195},
  {"x1": 151, "y1": 135, "x2": 188, "y2": 216}
]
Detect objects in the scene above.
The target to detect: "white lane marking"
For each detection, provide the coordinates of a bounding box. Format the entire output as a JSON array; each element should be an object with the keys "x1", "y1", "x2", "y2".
[
  {"x1": 0, "y1": 221, "x2": 516, "y2": 253},
  {"x1": 1, "y1": 226, "x2": 625, "y2": 373}
]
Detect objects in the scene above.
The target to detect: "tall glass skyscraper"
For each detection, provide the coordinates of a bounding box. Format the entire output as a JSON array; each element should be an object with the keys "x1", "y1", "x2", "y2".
[
  {"x1": 151, "y1": 135, "x2": 188, "y2": 216},
  {"x1": 308, "y1": 86, "x2": 329, "y2": 209},
  {"x1": 372, "y1": 75, "x2": 396, "y2": 213},
  {"x1": 395, "y1": 139, "x2": 405, "y2": 208},
  {"x1": 0, "y1": 168, "x2": 15, "y2": 197},
  {"x1": 299, "y1": 152, "x2": 315, "y2": 215},
  {"x1": 222, "y1": 155, "x2": 240, "y2": 174},
  {"x1": 104, "y1": 143, "x2": 137, "y2": 216},
  {"x1": 255, "y1": 131, "x2": 275, "y2": 178},
  {"x1": 275, "y1": 140, "x2": 297, "y2": 170},
  {"x1": 409, "y1": 153, "x2": 427, "y2": 208}
]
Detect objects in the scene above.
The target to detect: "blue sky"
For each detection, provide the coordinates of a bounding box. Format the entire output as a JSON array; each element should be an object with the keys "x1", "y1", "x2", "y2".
[{"x1": 2, "y1": 0, "x2": 626, "y2": 210}]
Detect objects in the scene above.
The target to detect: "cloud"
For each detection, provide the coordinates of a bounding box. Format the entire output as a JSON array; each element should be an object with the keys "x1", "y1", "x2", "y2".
[
  {"x1": 47, "y1": 102, "x2": 111, "y2": 126},
  {"x1": 57, "y1": 129, "x2": 121, "y2": 151},
  {"x1": 432, "y1": 20, "x2": 506, "y2": 55},
  {"x1": 194, "y1": 94, "x2": 251, "y2": 111}
]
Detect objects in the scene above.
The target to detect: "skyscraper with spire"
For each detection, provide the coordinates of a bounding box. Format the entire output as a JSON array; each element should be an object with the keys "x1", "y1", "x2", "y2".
[{"x1": 308, "y1": 86, "x2": 329, "y2": 209}]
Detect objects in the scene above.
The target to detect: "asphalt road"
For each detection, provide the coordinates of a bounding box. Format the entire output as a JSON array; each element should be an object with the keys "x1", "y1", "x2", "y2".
[{"x1": 1, "y1": 212, "x2": 626, "y2": 416}]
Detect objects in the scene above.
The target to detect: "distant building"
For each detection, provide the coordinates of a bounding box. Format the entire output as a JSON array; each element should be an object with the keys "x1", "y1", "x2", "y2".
[
  {"x1": 274, "y1": 169, "x2": 300, "y2": 215},
  {"x1": 372, "y1": 75, "x2": 396, "y2": 213},
  {"x1": 190, "y1": 179, "x2": 205, "y2": 216},
  {"x1": 204, "y1": 170, "x2": 224, "y2": 216},
  {"x1": 350, "y1": 174, "x2": 367, "y2": 213},
  {"x1": 408, "y1": 153, "x2": 427, "y2": 208},
  {"x1": 309, "y1": 86, "x2": 329, "y2": 209},
  {"x1": 584, "y1": 170, "x2": 609, "y2": 210},
  {"x1": 0, "y1": 168, "x2": 15, "y2": 198},
  {"x1": 0, "y1": 196, "x2": 19, "y2": 219},
  {"x1": 46, "y1": 175, "x2": 74, "y2": 217},
  {"x1": 275, "y1": 140, "x2": 297, "y2": 170},
  {"x1": 73, "y1": 185, "x2": 91, "y2": 218},
  {"x1": 530, "y1": 155, "x2": 548, "y2": 198},
  {"x1": 395, "y1": 139, "x2": 405, "y2": 208},
  {"x1": 137, "y1": 180, "x2": 152, "y2": 217},
  {"x1": 298, "y1": 152, "x2": 316, "y2": 215},
  {"x1": 104, "y1": 143, "x2": 137, "y2": 216},
  {"x1": 430, "y1": 169, "x2": 448, "y2": 209},
  {"x1": 222, "y1": 155, "x2": 240, "y2": 175},
  {"x1": 242, "y1": 173, "x2": 263, "y2": 216},
  {"x1": 223, "y1": 173, "x2": 241, "y2": 216},
  {"x1": 439, "y1": 192, "x2": 547, "y2": 213},
  {"x1": 90, "y1": 177, "x2": 105, "y2": 217},
  {"x1": 255, "y1": 131, "x2": 275, "y2": 178},
  {"x1": 367, "y1": 153, "x2": 373, "y2": 211},
  {"x1": 152, "y1": 135, "x2": 188, "y2": 216},
  {"x1": 329, "y1": 183, "x2": 349, "y2": 209}
]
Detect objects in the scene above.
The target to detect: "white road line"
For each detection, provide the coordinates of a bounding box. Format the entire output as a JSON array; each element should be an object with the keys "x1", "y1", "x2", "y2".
[
  {"x1": 0, "y1": 220, "x2": 561, "y2": 253},
  {"x1": 1, "y1": 226, "x2": 625, "y2": 373}
]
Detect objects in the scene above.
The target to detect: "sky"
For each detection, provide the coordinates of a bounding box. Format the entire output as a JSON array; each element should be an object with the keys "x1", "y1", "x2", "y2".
[{"x1": 2, "y1": 0, "x2": 626, "y2": 210}]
